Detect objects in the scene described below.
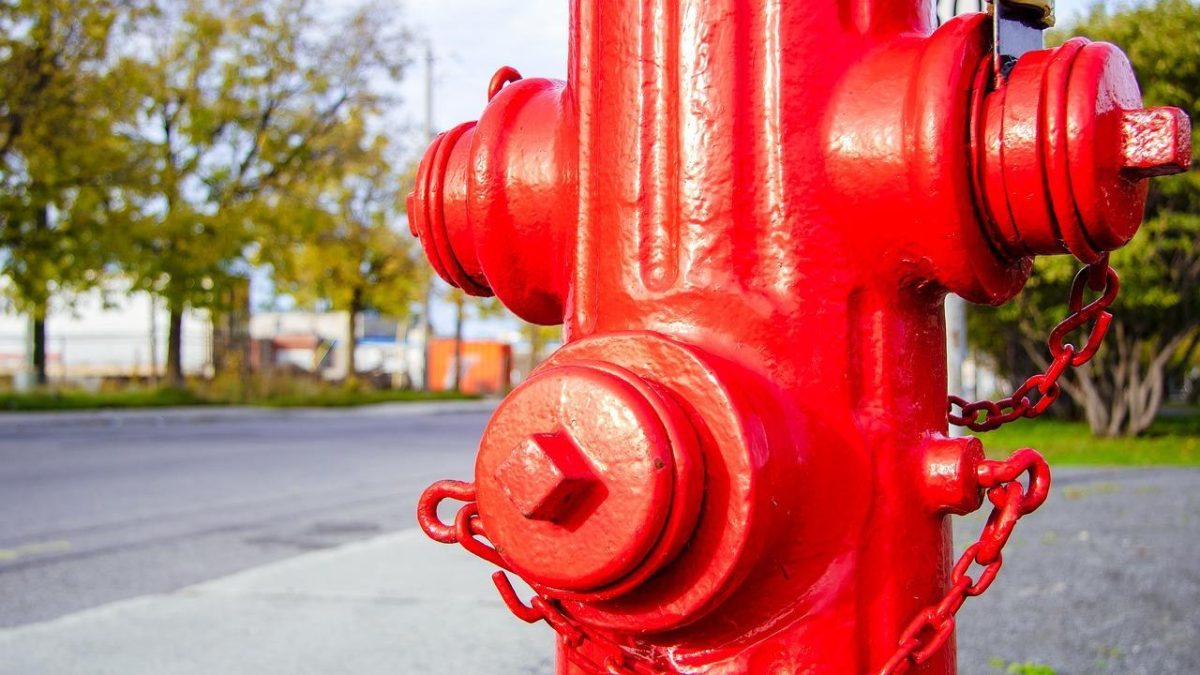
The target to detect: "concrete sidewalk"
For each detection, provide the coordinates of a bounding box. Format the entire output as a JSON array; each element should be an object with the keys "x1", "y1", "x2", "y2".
[{"x1": 0, "y1": 529, "x2": 553, "y2": 675}]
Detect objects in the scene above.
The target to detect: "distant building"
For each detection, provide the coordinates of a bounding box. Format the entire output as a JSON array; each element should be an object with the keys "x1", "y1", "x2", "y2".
[
  {"x1": 0, "y1": 279, "x2": 214, "y2": 385},
  {"x1": 426, "y1": 339, "x2": 512, "y2": 395},
  {"x1": 0, "y1": 278, "x2": 571, "y2": 393},
  {"x1": 249, "y1": 311, "x2": 425, "y2": 385}
]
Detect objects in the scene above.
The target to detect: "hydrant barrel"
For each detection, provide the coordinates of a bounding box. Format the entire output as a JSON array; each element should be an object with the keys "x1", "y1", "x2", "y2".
[{"x1": 409, "y1": 1, "x2": 1191, "y2": 672}]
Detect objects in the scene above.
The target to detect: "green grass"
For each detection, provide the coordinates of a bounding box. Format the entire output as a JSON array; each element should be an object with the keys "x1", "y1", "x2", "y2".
[
  {"x1": 986, "y1": 658, "x2": 1058, "y2": 675},
  {"x1": 0, "y1": 386, "x2": 477, "y2": 412},
  {"x1": 253, "y1": 388, "x2": 475, "y2": 408},
  {"x1": 0, "y1": 387, "x2": 212, "y2": 411},
  {"x1": 978, "y1": 413, "x2": 1200, "y2": 466}
]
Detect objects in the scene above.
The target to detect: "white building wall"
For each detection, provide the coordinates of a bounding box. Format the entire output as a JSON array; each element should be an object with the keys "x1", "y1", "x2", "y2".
[{"x1": 0, "y1": 279, "x2": 213, "y2": 381}]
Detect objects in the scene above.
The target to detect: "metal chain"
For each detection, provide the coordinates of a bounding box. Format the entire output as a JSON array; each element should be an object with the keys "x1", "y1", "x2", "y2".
[
  {"x1": 423, "y1": 447, "x2": 1053, "y2": 675},
  {"x1": 422, "y1": 456, "x2": 1056, "y2": 674},
  {"x1": 949, "y1": 256, "x2": 1119, "y2": 432},
  {"x1": 417, "y1": 481, "x2": 660, "y2": 675},
  {"x1": 880, "y1": 449, "x2": 1051, "y2": 674}
]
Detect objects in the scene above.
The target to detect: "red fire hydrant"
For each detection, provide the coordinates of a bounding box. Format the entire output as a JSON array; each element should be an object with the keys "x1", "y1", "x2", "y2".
[{"x1": 411, "y1": 2, "x2": 1190, "y2": 673}]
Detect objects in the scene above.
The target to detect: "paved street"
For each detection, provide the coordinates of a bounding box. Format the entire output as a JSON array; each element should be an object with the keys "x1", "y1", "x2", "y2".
[
  {"x1": 0, "y1": 403, "x2": 491, "y2": 627},
  {"x1": 0, "y1": 406, "x2": 1197, "y2": 674}
]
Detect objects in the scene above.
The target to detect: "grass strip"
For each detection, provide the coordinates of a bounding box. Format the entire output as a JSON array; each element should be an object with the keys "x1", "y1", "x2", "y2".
[{"x1": 979, "y1": 414, "x2": 1200, "y2": 466}]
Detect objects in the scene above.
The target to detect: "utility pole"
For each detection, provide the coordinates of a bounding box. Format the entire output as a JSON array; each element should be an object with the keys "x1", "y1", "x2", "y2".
[
  {"x1": 945, "y1": 294, "x2": 969, "y2": 436},
  {"x1": 420, "y1": 42, "x2": 436, "y2": 391}
]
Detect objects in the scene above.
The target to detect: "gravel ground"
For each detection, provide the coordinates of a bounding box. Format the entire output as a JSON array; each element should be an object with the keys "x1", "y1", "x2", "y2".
[{"x1": 955, "y1": 467, "x2": 1200, "y2": 675}]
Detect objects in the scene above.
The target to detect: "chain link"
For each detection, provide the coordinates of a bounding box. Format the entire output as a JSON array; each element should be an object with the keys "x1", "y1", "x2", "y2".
[
  {"x1": 417, "y1": 480, "x2": 660, "y2": 675},
  {"x1": 949, "y1": 257, "x2": 1119, "y2": 432},
  {"x1": 880, "y1": 449, "x2": 1051, "y2": 674}
]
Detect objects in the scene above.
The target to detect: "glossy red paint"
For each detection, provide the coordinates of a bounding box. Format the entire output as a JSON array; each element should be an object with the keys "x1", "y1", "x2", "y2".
[
  {"x1": 972, "y1": 38, "x2": 1191, "y2": 262},
  {"x1": 409, "y1": 3, "x2": 1190, "y2": 673}
]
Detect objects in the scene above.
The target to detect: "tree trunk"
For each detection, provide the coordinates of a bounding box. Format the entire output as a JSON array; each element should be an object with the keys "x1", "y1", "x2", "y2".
[
  {"x1": 1074, "y1": 332, "x2": 1184, "y2": 437},
  {"x1": 345, "y1": 296, "x2": 360, "y2": 383},
  {"x1": 32, "y1": 308, "x2": 47, "y2": 386},
  {"x1": 1018, "y1": 323, "x2": 1182, "y2": 438},
  {"x1": 30, "y1": 205, "x2": 50, "y2": 387},
  {"x1": 1176, "y1": 330, "x2": 1200, "y2": 404},
  {"x1": 527, "y1": 324, "x2": 545, "y2": 376},
  {"x1": 166, "y1": 303, "x2": 184, "y2": 389},
  {"x1": 421, "y1": 279, "x2": 434, "y2": 392},
  {"x1": 453, "y1": 295, "x2": 465, "y2": 393},
  {"x1": 1123, "y1": 332, "x2": 1184, "y2": 436}
]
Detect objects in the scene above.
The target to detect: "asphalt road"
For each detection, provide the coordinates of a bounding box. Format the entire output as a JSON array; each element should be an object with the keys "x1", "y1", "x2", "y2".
[
  {"x1": 0, "y1": 405, "x2": 488, "y2": 628},
  {"x1": 1, "y1": 406, "x2": 1196, "y2": 674}
]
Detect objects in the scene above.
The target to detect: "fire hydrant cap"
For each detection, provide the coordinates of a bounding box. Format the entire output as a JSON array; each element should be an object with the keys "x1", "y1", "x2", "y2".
[
  {"x1": 1063, "y1": 41, "x2": 1152, "y2": 252},
  {"x1": 976, "y1": 37, "x2": 1190, "y2": 263},
  {"x1": 475, "y1": 362, "x2": 701, "y2": 593}
]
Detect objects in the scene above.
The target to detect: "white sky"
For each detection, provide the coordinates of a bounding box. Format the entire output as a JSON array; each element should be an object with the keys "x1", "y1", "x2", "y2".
[{"x1": 397, "y1": 0, "x2": 569, "y2": 138}]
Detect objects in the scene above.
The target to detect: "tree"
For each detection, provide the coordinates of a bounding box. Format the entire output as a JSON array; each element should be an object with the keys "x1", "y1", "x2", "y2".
[
  {"x1": 440, "y1": 286, "x2": 503, "y2": 393},
  {"x1": 971, "y1": 0, "x2": 1200, "y2": 436},
  {"x1": 117, "y1": 0, "x2": 408, "y2": 386},
  {"x1": 524, "y1": 323, "x2": 561, "y2": 375},
  {"x1": 265, "y1": 129, "x2": 425, "y2": 382},
  {"x1": 0, "y1": 0, "x2": 144, "y2": 384}
]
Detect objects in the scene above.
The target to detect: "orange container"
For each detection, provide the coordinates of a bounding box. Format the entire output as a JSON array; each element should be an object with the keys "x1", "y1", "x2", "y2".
[{"x1": 428, "y1": 339, "x2": 512, "y2": 394}]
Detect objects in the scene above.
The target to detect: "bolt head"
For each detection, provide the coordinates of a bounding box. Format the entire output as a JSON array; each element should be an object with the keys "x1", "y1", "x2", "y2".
[
  {"x1": 493, "y1": 432, "x2": 595, "y2": 522},
  {"x1": 1121, "y1": 106, "x2": 1192, "y2": 179}
]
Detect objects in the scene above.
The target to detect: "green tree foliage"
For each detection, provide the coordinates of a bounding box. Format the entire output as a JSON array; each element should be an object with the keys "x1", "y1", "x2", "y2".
[
  {"x1": 264, "y1": 127, "x2": 425, "y2": 381},
  {"x1": 0, "y1": 0, "x2": 146, "y2": 383},
  {"x1": 972, "y1": 0, "x2": 1200, "y2": 436},
  {"x1": 116, "y1": 0, "x2": 408, "y2": 386}
]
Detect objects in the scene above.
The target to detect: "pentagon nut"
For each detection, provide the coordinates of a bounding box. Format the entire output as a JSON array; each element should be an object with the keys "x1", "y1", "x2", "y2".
[
  {"x1": 1121, "y1": 107, "x2": 1192, "y2": 179},
  {"x1": 494, "y1": 432, "x2": 597, "y2": 522}
]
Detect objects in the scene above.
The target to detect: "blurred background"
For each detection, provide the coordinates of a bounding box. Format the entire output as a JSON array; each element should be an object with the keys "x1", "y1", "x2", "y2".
[
  {"x1": 0, "y1": 0, "x2": 572, "y2": 405},
  {"x1": 0, "y1": 0, "x2": 1196, "y2": 674}
]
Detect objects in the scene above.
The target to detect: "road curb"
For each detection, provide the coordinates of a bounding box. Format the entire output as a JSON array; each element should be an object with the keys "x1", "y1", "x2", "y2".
[{"x1": 0, "y1": 399, "x2": 500, "y2": 431}]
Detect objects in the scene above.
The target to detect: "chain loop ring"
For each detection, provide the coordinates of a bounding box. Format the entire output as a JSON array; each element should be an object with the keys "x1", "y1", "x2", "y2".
[
  {"x1": 417, "y1": 480, "x2": 477, "y2": 544},
  {"x1": 422, "y1": 479, "x2": 653, "y2": 674},
  {"x1": 487, "y1": 66, "x2": 523, "y2": 101},
  {"x1": 881, "y1": 448, "x2": 1051, "y2": 673}
]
